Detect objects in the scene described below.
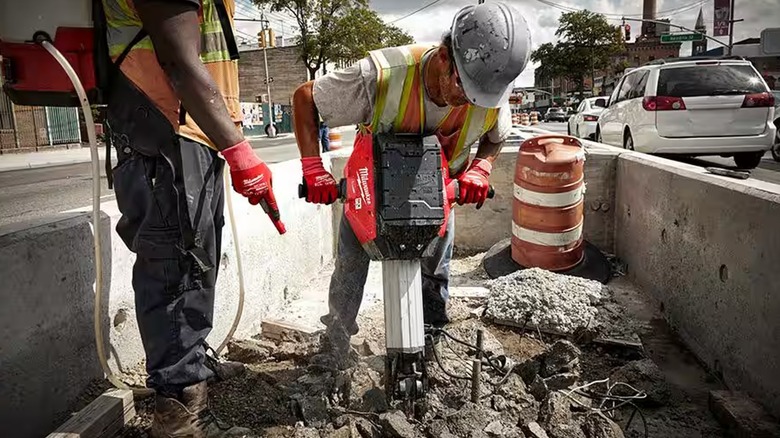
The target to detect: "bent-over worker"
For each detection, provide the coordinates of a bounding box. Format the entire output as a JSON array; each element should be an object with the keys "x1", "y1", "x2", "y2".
[{"x1": 292, "y1": 2, "x2": 530, "y2": 364}]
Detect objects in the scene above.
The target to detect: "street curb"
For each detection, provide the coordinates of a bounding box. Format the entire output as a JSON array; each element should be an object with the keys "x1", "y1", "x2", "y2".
[{"x1": 0, "y1": 158, "x2": 94, "y2": 173}]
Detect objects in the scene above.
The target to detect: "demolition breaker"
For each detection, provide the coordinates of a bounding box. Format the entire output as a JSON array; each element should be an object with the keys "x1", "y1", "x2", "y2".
[{"x1": 292, "y1": 1, "x2": 531, "y2": 412}]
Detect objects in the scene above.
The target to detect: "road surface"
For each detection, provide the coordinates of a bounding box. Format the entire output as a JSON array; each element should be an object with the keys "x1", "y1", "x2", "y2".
[
  {"x1": 0, "y1": 133, "x2": 351, "y2": 229},
  {"x1": 1, "y1": 125, "x2": 778, "y2": 228}
]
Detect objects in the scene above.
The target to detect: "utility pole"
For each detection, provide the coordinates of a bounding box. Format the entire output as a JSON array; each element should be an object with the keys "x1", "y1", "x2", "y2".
[
  {"x1": 726, "y1": 0, "x2": 744, "y2": 55},
  {"x1": 261, "y1": 14, "x2": 276, "y2": 138}
]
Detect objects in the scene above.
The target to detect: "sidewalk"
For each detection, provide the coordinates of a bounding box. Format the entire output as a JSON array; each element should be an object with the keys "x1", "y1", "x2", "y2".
[
  {"x1": 0, "y1": 133, "x2": 299, "y2": 173},
  {"x1": 0, "y1": 146, "x2": 106, "y2": 173}
]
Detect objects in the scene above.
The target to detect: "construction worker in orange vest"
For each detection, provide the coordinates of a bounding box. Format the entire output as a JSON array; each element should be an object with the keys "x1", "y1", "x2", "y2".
[
  {"x1": 292, "y1": 2, "x2": 530, "y2": 365},
  {"x1": 102, "y1": 0, "x2": 282, "y2": 435}
]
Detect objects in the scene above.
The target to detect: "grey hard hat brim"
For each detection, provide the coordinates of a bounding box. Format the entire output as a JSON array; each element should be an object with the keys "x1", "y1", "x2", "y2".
[{"x1": 450, "y1": 2, "x2": 531, "y2": 109}]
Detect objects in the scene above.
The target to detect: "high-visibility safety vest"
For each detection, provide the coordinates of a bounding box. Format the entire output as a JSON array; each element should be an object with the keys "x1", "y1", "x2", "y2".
[
  {"x1": 103, "y1": 0, "x2": 235, "y2": 64},
  {"x1": 366, "y1": 45, "x2": 500, "y2": 175}
]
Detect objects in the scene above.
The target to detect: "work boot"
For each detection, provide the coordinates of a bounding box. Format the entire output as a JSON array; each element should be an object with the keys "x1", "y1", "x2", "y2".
[{"x1": 150, "y1": 382, "x2": 255, "y2": 438}]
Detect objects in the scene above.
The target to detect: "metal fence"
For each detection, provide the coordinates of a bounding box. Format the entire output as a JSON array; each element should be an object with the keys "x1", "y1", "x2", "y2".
[{"x1": 0, "y1": 92, "x2": 81, "y2": 153}]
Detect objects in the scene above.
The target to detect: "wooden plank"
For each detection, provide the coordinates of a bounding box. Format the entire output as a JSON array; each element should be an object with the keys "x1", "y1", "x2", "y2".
[
  {"x1": 449, "y1": 286, "x2": 489, "y2": 299},
  {"x1": 48, "y1": 389, "x2": 135, "y2": 438},
  {"x1": 261, "y1": 319, "x2": 319, "y2": 341}
]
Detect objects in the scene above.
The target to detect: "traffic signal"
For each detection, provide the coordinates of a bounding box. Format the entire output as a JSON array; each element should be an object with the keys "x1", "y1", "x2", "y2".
[{"x1": 624, "y1": 24, "x2": 631, "y2": 41}]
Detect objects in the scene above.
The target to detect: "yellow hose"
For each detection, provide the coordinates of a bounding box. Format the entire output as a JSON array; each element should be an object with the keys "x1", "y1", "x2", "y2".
[{"x1": 40, "y1": 38, "x2": 245, "y2": 396}]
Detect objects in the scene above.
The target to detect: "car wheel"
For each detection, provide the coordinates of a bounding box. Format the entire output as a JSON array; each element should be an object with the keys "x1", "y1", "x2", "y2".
[
  {"x1": 734, "y1": 151, "x2": 763, "y2": 169},
  {"x1": 623, "y1": 130, "x2": 635, "y2": 151},
  {"x1": 595, "y1": 127, "x2": 603, "y2": 144}
]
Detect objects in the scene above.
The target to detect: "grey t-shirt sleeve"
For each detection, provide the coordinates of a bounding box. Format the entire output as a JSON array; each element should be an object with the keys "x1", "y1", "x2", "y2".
[
  {"x1": 312, "y1": 57, "x2": 377, "y2": 128},
  {"x1": 486, "y1": 101, "x2": 512, "y2": 144}
]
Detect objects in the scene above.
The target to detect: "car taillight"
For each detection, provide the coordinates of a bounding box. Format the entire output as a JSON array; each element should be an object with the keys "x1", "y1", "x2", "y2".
[
  {"x1": 742, "y1": 92, "x2": 775, "y2": 108},
  {"x1": 583, "y1": 115, "x2": 599, "y2": 122},
  {"x1": 642, "y1": 96, "x2": 686, "y2": 111}
]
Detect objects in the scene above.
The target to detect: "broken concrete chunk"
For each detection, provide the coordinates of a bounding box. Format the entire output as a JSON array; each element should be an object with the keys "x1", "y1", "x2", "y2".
[
  {"x1": 530, "y1": 375, "x2": 550, "y2": 401},
  {"x1": 261, "y1": 319, "x2": 320, "y2": 342},
  {"x1": 541, "y1": 341, "x2": 581, "y2": 378},
  {"x1": 355, "y1": 417, "x2": 382, "y2": 438},
  {"x1": 381, "y1": 410, "x2": 420, "y2": 438},
  {"x1": 445, "y1": 402, "x2": 494, "y2": 438},
  {"x1": 484, "y1": 420, "x2": 505, "y2": 436},
  {"x1": 486, "y1": 268, "x2": 605, "y2": 334},
  {"x1": 582, "y1": 413, "x2": 626, "y2": 438},
  {"x1": 538, "y1": 392, "x2": 573, "y2": 428},
  {"x1": 491, "y1": 394, "x2": 507, "y2": 412},
  {"x1": 517, "y1": 358, "x2": 543, "y2": 385},
  {"x1": 544, "y1": 372, "x2": 580, "y2": 392},
  {"x1": 289, "y1": 394, "x2": 330, "y2": 428},
  {"x1": 547, "y1": 423, "x2": 587, "y2": 438},
  {"x1": 225, "y1": 338, "x2": 271, "y2": 363},
  {"x1": 609, "y1": 359, "x2": 671, "y2": 406},
  {"x1": 292, "y1": 423, "x2": 320, "y2": 438},
  {"x1": 709, "y1": 390, "x2": 780, "y2": 438},
  {"x1": 523, "y1": 421, "x2": 550, "y2": 438},
  {"x1": 499, "y1": 373, "x2": 530, "y2": 400}
]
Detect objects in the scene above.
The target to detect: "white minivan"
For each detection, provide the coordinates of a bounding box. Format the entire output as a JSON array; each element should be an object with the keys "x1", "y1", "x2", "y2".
[{"x1": 596, "y1": 58, "x2": 776, "y2": 169}]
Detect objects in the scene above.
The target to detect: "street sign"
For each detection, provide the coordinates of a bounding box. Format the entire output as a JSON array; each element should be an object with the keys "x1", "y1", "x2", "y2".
[
  {"x1": 660, "y1": 33, "x2": 704, "y2": 43},
  {"x1": 713, "y1": 0, "x2": 730, "y2": 37},
  {"x1": 760, "y1": 28, "x2": 780, "y2": 55}
]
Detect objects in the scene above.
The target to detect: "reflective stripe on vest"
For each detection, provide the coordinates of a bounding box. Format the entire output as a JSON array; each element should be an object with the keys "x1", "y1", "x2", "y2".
[
  {"x1": 103, "y1": 0, "x2": 233, "y2": 63},
  {"x1": 366, "y1": 45, "x2": 500, "y2": 174}
]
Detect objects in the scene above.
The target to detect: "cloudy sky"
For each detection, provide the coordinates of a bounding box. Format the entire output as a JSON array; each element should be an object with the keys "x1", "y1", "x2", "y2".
[{"x1": 236, "y1": 0, "x2": 779, "y2": 87}]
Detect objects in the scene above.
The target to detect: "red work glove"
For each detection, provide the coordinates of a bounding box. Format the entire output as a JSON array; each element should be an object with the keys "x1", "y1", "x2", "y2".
[
  {"x1": 221, "y1": 140, "x2": 286, "y2": 234},
  {"x1": 457, "y1": 158, "x2": 492, "y2": 208},
  {"x1": 301, "y1": 156, "x2": 339, "y2": 204}
]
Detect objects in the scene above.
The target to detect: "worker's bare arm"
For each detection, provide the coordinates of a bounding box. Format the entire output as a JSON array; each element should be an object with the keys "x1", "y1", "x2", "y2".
[
  {"x1": 135, "y1": 1, "x2": 242, "y2": 150},
  {"x1": 474, "y1": 135, "x2": 505, "y2": 164},
  {"x1": 292, "y1": 82, "x2": 321, "y2": 158}
]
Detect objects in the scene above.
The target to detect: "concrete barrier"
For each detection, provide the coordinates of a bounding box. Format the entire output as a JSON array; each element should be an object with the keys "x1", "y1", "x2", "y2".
[
  {"x1": 0, "y1": 158, "x2": 336, "y2": 438},
  {"x1": 615, "y1": 152, "x2": 780, "y2": 417},
  {"x1": 330, "y1": 145, "x2": 619, "y2": 255}
]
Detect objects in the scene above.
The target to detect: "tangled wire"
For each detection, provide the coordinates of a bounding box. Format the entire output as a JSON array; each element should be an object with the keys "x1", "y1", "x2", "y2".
[{"x1": 562, "y1": 378, "x2": 649, "y2": 438}]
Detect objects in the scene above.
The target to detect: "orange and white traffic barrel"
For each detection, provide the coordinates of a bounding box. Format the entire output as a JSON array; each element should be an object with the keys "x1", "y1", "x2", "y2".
[
  {"x1": 529, "y1": 112, "x2": 539, "y2": 125},
  {"x1": 520, "y1": 113, "x2": 530, "y2": 126},
  {"x1": 328, "y1": 128, "x2": 343, "y2": 150},
  {"x1": 512, "y1": 134, "x2": 585, "y2": 271}
]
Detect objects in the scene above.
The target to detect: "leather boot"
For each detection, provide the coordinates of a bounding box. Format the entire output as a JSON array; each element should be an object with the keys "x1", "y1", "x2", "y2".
[{"x1": 150, "y1": 382, "x2": 255, "y2": 437}]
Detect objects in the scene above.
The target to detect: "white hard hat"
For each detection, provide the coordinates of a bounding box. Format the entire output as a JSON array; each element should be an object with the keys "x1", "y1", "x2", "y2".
[{"x1": 450, "y1": 2, "x2": 531, "y2": 108}]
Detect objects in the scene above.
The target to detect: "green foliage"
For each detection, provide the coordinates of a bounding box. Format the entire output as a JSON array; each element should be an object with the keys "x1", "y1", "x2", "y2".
[
  {"x1": 331, "y1": 8, "x2": 414, "y2": 66},
  {"x1": 253, "y1": 0, "x2": 414, "y2": 79},
  {"x1": 531, "y1": 10, "x2": 624, "y2": 96}
]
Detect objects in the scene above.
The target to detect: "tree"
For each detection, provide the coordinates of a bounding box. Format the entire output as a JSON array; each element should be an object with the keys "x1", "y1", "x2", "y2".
[
  {"x1": 330, "y1": 8, "x2": 414, "y2": 66},
  {"x1": 555, "y1": 10, "x2": 624, "y2": 94},
  {"x1": 253, "y1": 0, "x2": 414, "y2": 79}
]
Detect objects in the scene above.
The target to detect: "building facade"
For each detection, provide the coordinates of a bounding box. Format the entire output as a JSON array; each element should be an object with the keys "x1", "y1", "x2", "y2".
[{"x1": 238, "y1": 45, "x2": 308, "y2": 106}]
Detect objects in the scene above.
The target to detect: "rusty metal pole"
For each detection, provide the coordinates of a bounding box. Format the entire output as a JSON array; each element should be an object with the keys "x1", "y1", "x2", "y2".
[{"x1": 471, "y1": 329, "x2": 484, "y2": 403}]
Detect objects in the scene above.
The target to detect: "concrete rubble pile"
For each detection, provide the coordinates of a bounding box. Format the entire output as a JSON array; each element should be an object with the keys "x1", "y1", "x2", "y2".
[
  {"x1": 485, "y1": 268, "x2": 606, "y2": 334},
  {"x1": 220, "y1": 318, "x2": 656, "y2": 438}
]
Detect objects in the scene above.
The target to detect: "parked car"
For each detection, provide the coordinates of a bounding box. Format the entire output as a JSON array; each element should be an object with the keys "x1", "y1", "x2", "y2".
[
  {"x1": 568, "y1": 97, "x2": 608, "y2": 140},
  {"x1": 771, "y1": 90, "x2": 780, "y2": 162},
  {"x1": 544, "y1": 107, "x2": 566, "y2": 122},
  {"x1": 596, "y1": 58, "x2": 776, "y2": 169}
]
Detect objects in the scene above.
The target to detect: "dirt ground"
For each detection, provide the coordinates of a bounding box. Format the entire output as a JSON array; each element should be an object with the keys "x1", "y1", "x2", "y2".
[{"x1": 110, "y1": 255, "x2": 728, "y2": 437}]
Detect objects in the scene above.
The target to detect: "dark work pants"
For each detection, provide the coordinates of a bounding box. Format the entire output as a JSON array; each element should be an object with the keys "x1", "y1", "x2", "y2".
[
  {"x1": 112, "y1": 136, "x2": 225, "y2": 395},
  {"x1": 322, "y1": 207, "x2": 454, "y2": 345}
]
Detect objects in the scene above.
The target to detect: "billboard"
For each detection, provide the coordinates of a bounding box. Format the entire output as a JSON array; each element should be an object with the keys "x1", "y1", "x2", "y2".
[{"x1": 713, "y1": 0, "x2": 730, "y2": 37}]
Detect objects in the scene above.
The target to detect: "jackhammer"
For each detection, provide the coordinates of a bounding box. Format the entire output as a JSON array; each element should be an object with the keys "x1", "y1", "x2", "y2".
[{"x1": 300, "y1": 132, "x2": 493, "y2": 415}]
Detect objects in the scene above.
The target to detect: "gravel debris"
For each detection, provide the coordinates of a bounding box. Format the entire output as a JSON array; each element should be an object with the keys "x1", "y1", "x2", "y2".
[{"x1": 485, "y1": 268, "x2": 606, "y2": 334}]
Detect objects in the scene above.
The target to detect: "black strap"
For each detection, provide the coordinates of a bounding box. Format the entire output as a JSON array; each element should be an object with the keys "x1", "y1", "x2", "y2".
[
  {"x1": 105, "y1": 128, "x2": 113, "y2": 189},
  {"x1": 114, "y1": 29, "x2": 148, "y2": 71},
  {"x1": 214, "y1": 0, "x2": 240, "y2": 60}
]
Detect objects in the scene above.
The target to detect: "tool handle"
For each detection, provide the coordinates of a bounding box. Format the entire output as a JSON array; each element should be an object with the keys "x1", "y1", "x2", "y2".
[
  {"x1": 446, "y1": 180, "x2": 495, "y2": 205},
  {"x1": 259, "y1": 199, "x2": 286, "y2": 234},
  {"x1": 297, "y1": 179, "x2": 347, "y2": 201}
]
